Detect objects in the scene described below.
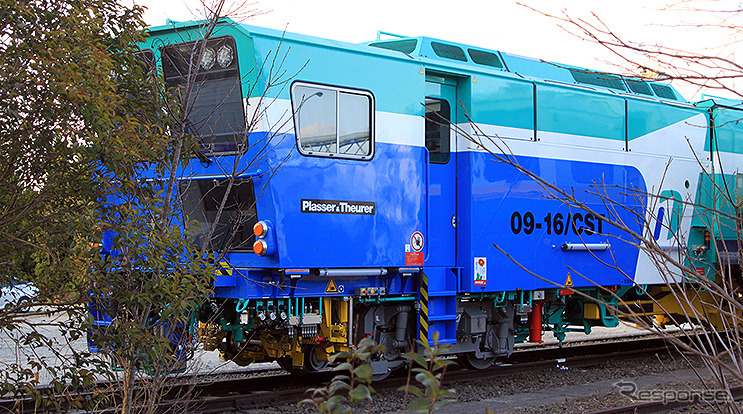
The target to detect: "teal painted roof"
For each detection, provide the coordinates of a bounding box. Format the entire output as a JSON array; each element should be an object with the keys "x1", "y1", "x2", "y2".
[
  {"x1": 147, "y1": 19, "x2": 686, "y2": 103},
  {"x1": 696, "y1": 95, "x2": 743, "y2": 109},
  {"x1": 366, "y1": 35, "x2": 686, "y2": 103}
]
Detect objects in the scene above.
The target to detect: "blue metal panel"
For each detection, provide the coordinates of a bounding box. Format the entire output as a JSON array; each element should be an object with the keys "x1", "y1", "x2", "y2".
[
  {"x1": 201, "y1": 135, "x2": 428, "y2": 269},
  {"x1": 425, "y1": 79, "x2": 457, "y2": 267},
  {"x1": 271, "y1": 141, "x2": 425, "y2": 268},
  {"x1": 458, "y1": 152, "x2": 646, "y2": 292},
  {"x1": 214, "y1": 269, "x2": 418, "y2": 299}
]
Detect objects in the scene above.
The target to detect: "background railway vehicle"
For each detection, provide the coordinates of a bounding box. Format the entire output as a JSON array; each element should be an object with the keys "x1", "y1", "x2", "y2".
[{"x1": 93, "y1": 18, "x2": 743, "y2": 377}]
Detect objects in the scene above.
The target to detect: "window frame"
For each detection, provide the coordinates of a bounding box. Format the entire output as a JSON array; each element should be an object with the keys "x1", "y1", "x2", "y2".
[
  {"x1": 291, "y1": 81, "x2": 375, "y2": 161},
  {"x1": 424, "y1": 97, "x2": 451, "y2": 164},
  {"x1": 467, "y1": 48, "x2": 503, "y2": 69},
  {"x1": 161, "y1": 35, "x2": 245, "y2": 156},
  {"x1": 178, "y1": 175, "x2": 258, "y2": 253}
]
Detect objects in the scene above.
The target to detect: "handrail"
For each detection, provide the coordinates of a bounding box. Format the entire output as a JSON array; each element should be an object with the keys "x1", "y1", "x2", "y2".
[{"x1": 561, "y1": 242, "x2": 611, "y2": 251}]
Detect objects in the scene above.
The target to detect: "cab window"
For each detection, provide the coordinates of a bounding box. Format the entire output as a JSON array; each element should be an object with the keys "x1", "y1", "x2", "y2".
[
  {"x1": 291, "y1": 83, "x2": 374, "y2": 160},
  {"x1": 425, "y1": 98, "x2": 450, "y2": 164}
]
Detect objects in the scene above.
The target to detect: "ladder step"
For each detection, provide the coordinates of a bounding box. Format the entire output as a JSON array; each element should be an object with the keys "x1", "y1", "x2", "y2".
[
  {"x1": 428, "y1": 290, "x2": 456, "y2": 296},
  {"x1": 428, "y1": 314, "x2": 457, "y2": 322}
]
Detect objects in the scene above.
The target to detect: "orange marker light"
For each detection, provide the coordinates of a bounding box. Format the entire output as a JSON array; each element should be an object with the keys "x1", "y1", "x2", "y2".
[
  {"x1": 253, "y1": 240, "x2": 267, "y2": 256},
  {"x1": 253, "y1": 221, "x2": 267, "y2": 238}
]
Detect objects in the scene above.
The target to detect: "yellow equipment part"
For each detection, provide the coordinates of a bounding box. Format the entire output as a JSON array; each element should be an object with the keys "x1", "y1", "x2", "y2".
[
  {"x1": 198, "y1": 322, "x2": 225, "y2": 352},
  {"x1": 652, "y1": 286, "x2": 724, "y2": 329},
  {"x1": 262, "y1": 297, "x2": 351, "y2": 368},
  {"x1": 584, "y1": 303, "x2": 601, "y2": 320}
]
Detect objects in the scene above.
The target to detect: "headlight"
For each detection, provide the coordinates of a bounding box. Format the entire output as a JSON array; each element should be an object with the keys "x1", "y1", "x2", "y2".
[
  {"x1": 200, "y1": 47, "x2": 216, "y2": 70},
  {"x1": 217, "y1": 45, "x2": 234, "y2": 68}
]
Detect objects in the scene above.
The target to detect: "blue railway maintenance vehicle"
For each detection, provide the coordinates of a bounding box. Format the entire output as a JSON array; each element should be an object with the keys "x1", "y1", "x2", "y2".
[{"x1": 101, "y1": 19, "x2": 743, "y2": 376}]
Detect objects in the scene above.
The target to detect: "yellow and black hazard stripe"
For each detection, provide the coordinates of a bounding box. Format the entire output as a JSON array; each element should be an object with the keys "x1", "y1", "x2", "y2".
[
  {"x1": 419, "y1": 270, "x2": 428, "y2": 345},
  {"x1": 217, "y1": 262, "x2": 232, "y2": 276}
]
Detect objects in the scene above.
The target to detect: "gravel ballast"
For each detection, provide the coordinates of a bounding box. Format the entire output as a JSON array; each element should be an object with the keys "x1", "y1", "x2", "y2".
[{"x1": 247, "y1": 350, "x2": 736, "y2": 414}]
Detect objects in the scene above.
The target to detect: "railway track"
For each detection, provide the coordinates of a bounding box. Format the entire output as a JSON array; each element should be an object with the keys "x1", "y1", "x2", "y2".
[
  {"x1": 0, "y1": 335, "x2": 676, "y2": 413},
  {"x1": 588, "y1": 386, "x2": 743, "y2": 414}
]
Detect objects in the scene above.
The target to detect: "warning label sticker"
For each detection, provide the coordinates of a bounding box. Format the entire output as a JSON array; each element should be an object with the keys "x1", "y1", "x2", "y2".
[
  {"x1": 410, "y1": 231, "x2": 424, "y2": 252},
  {"x1": 325, "y1": 278, "x2": 339, "y2": 293},
  {"x1": 406, "y1": 252, "x2": 424, "y2": 266},
  {"x1": 474, "y1": 257, "x2": 487, "y2": 286},
  {"x1": 564, "y1": 273, "x2": 573, "y2": 287}
]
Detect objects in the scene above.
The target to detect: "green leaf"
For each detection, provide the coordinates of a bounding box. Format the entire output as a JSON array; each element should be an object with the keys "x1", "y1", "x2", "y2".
[
  {"x1": 415, "y1": 371, "x2": 439, "y2": 389},
  {"x1": 407, "y1": 352, "x2": 427, "y2": 368},
  {"x1": 331, "y1": 351, "x2": 352, "y2": 362},
  {"x1": 329, "y1": 381, "x2": 350, "y2": 394},
  {"x1": 433, "y1": 359, "x2": 455, "y2": 369},
  {"x1": 355, "y1": 349, "x2": 372, "y2": 360},
  {"x1": 331, "y1": 374, "x2": 351, "y2": 383},
  {"x1": 348, "y1": 384, "x2": 371, "y2": 402},
  {"x1": 399, "y1": 385, "x2": 424, "y2": 398},
  {"x1": 353, "y1": 363, "x2": 373, "y2": 381},
  {"x1": 407, "y1": 398, "x2": 431, "y2": 412},
  {"x1": 335, "y1": 362, "x2": 353, "y2": 372}
]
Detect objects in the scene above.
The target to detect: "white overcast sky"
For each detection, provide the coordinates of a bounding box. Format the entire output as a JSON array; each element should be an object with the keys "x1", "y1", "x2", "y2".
[{"x1": 134, "y1": 0, "x2": 743, "y2": 101}]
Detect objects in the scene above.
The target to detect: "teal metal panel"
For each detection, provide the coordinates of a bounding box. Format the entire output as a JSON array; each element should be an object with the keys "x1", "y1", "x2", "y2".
[
  {"x1": 502, "y1": 53, "x2": 574, "y2": 84},
  {"x1": 693, "y1": 173, "x2": 738, "y2": 239},
  {"x1": 470, "y1": 76, "x2": 533, "y2": 132},
  {"x1": 250, "y1": 34, "x2": 424, "y2": 116},
  {"x1": 537, "y1": 84, "x2": 624, "y2": 141},
  {"x1": 628, "y1": 99, "x2": 702, "y2": 141},
  {"x1": 713, "y1": 107, "x2": 743, "y2": 154}
]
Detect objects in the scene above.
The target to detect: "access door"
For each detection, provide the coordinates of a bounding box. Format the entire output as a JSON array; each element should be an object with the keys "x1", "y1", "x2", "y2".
[{"x1": 424, "y1": 74, "x2": 457, "y2": 266}]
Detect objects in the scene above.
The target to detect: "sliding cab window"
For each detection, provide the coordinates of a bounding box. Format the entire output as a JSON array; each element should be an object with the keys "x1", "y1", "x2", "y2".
[
  {"x1": 425, "y1": 98, "x2": 450, "y2": 164},
  {"x1": 291, "y1": 83, "x2": 374, "y2": 160}
]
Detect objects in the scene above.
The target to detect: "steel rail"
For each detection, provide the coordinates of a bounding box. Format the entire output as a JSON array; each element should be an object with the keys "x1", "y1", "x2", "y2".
[
  {"x1": 588, "y1": 386, "x2": 743, "y2": 414},
  {"x1": 0, "y1": 336, "x2": 676, "y2": 413}
]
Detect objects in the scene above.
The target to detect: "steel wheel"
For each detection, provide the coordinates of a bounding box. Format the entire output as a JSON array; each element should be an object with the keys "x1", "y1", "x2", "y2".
[
  {"x1": 372, "y1": 367, "x2": 391, "y2": 381},
  {"x1": 458, "y1": 353, "x2": 496, "y2": 370},
  {"x1": 304, "y1": 345, "x2": 329, "y2": 372},
  {"x1": 278, "y1": 346, "x2": 328, "y2": 375},
  {"x1": 220, "y1": 332, "x2": 254, "y2": 366},
  {"x1": 220, "y1": 348, "x2": 254, "y2": 366}
]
